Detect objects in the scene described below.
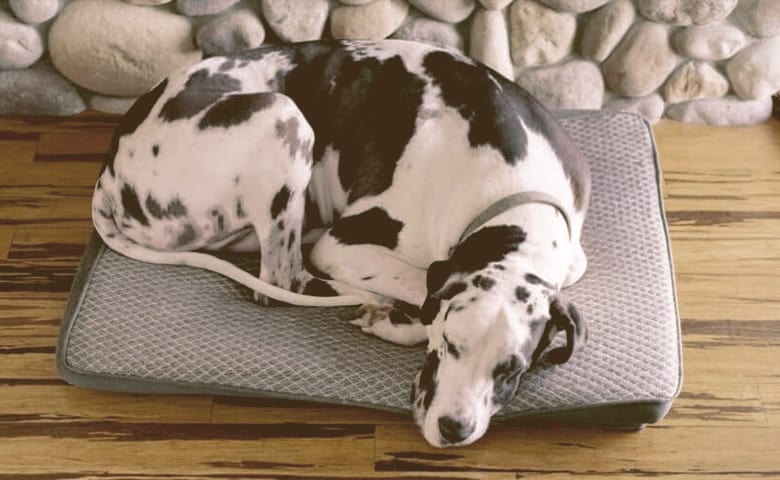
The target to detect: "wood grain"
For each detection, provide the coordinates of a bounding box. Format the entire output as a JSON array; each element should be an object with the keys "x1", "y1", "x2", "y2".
[{"x1": 0, "y1": 112, "x2": 778, "y2": 478}]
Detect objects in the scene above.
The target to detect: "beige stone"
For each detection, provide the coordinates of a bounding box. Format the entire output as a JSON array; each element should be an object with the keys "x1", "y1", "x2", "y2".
[
  {"x1": 509, "y1": 0, "x2": 576, "y2": 67},
  {"x1": 331, "y1": 0, "x2": 409, "y2": 40},
  {"x1": 470, "y1": 8, "x2": 513, "y2": 79},
  {"x1": 664, "y1": 62, "x2": 729, "y2": 103}
]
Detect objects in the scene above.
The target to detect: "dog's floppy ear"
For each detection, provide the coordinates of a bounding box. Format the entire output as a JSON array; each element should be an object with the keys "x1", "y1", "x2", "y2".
[
  {"x1": 421, "y1": 260, "x2": 452, "y2": 325},
  {"x1": 539, "y1": 296, "x2": 588, "y2": 365}
]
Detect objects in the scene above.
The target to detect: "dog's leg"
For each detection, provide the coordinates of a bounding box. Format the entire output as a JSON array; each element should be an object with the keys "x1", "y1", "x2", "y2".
[{"x1": 310, "y1": 231, "x2": 428, "y2": 346}]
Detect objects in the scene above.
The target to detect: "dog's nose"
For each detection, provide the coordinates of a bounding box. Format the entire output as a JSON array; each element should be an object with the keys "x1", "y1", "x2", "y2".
[{"x1": 438, "y1": 415, "x2": 476, "y2": 444}]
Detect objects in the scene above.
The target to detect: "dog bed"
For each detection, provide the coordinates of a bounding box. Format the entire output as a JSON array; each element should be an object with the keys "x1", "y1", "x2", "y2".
[{"x1": 57, "y1": 110, "x2": 682, "y2": 428}]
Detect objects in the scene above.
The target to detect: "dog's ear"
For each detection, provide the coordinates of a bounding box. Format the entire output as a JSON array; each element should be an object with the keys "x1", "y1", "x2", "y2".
[
  {"x1": 541, "y1": 296, "x2": 588, "y2": 365},
  {"x1": 421, "y1": 260, "x2": 452, "y2": 325}
]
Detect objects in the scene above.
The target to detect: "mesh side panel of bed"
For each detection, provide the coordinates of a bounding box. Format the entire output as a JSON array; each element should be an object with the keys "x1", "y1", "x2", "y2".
[{"x1": 57, "y1": 111, "x2": 682, "y2": 427}]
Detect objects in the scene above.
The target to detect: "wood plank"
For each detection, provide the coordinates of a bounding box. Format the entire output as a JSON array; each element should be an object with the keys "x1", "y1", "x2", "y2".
[
  {"x1": 675, "y1": 273, "x2": 780, "y2": 321},
  {"x1": 0, "y1": 227, "x2": 14, "y2": 260},
  {"x1": 8, "y1": 224, "x2": 93, "y2": 260},
  {"x1": 0, "y1": 475, "x2": 515, "y2": 480},
  {"x1": 0, "y1": 140, "x2": 37, "y2": 164},
  {"x1": 211, "y1": 395, "x2": 408, "y2": 425},
  {"x1": 374, "y1": 424, "x2": 780, "y2": 475},
  {"x1": 758, "y1": 384, "x2": 780, "y2": 427},
  {"x1": 0, "y1": 422, "x2": 375, "y2": 476},
  {"x1": 664, "y1": 383, "x2": 767, "y2": 427},
  {"x1": 0, "y1": 385, "x2": 212, "y2": 424},
  {"x1": 0, "y1": 112, "x2": 119, "y2": 135},
  {"x1": 0, "y1": 351, "x2": 59, "y2": 380},
  {"x1": 0, "y1": 186, "x2": 93, "y2": 226},
  {"x1": 37, "y1": 130, "x2": 114, "y2": 161},
  {"x1": 683, "y1": 343, "x2": 780, "y2": 384}
]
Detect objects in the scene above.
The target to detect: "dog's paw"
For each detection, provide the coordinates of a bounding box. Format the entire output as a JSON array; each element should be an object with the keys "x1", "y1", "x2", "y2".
[{"x1": 350, "y1": 303, "x2": 426, "y2": 346}]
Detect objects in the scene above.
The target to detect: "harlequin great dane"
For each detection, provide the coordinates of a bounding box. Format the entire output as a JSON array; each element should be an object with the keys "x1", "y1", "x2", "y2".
[{"x1": 92, "y1": 39, "x2": 590, "y2": 447}]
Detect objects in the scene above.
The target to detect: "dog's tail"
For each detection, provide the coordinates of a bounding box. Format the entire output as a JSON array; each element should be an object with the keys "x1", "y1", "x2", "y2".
[{"x1": 91, "y1": 181, "x2": 365, "y2": 307}]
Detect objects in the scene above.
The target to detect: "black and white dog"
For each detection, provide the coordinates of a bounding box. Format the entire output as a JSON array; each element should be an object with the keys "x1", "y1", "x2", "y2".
[{"x1": 92, "y1": 40, "x2": 590, "y2": 447}]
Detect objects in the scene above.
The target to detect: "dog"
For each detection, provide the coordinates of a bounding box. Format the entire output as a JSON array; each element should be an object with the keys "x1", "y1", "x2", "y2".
[{"x1": 92, "y1": 39, "x2": 591, "y2": 447}]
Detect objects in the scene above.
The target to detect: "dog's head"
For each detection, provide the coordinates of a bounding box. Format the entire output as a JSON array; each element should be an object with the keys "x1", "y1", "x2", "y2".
[{"x1": 411, "y1": 226, "x2": 587, "y2": 447}]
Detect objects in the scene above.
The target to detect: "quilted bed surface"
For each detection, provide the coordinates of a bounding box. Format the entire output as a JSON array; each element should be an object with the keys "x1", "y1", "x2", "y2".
[{"x1": 57, "y1": 111, "x2": 682, "y2": 426}]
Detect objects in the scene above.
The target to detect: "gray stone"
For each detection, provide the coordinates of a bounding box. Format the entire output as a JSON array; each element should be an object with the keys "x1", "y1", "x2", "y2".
[
  {"x1": 331, "y1": 0, "x2": 409, "y2": 40},
  {"x1": 408, "y1": 0, "x2": 475, "y2": 23},
  {"x1": 671, "y1": 24, "x2": 746, "y2": 61},
  {"x1": 125, "y1": 0, "x2": 172, "y2": 5},
  {"x1": 470, "y1": 8, "x2": 513, "y2": 78},
  {"x1": 9, "y1": 0, "x2": 61, "y2": 24},
  {"x1": 479, "y1": 0, "x2": 512, "y2": 10},
  {"x1": 580, "y1": 0, "x2": 635, "y2": 62},
  {"x1": 509, "y1": 0, "x2": 576, "y2": 67},
  {"x1": 196, "y1": 7, "x2": 265, "y2": 55},
  {"x1": 537, "y1": 0, "x2": 610, "y2": 13},
  {"x1": 89, "y1": 94, "x2": 137, "y2": 115},
  {"x1": 392, "y1": 15, "x2": 463, "y2": 50},
  {"x1": 261, "y1": 0, "x2": 329, "y2": 43},
  {"x1": 339, "y1": 0, "x2": 375, "y2": 4},
  {"x1": 516, "y1": 59, "x2": 604, "y2": 109},
  {"x1": 48, "y1": 0, "x2": 202, "y2": 96},
  {"x1": 735, "y1": 0, "x2": 780, "y2": 38},
  {"x1": 0, "y1": 62, "x2": 85, "y2": 115},
  {"x1": 727, "y1": 37, "x2": 780, "y2": 101},
  {"x1": 605, "y1": 94, "x2": 665, "y2": 123},
  {"x1": 664, "y1": 61, "x2": 729, "y2": 103},
  {"x1": 177, "y1": 0, "x2": 239, "y2": 16},
  {"x1": 666, "y1": 95, "x2": 772, "y2": 125},
  {"x1": 637, "y1": 0, "x2": 737, "y2": 26},
  {"x1": 0, "y1": 9, "x2": 44, "y2": 69},
  {"x1": 602, "y1": 22, "x2": 678, "y2": 98}
]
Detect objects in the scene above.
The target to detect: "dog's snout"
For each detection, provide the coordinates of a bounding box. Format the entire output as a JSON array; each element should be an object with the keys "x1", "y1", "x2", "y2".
[{"x1": 438, "y1": 415, "x2": 476, "y2": 444}]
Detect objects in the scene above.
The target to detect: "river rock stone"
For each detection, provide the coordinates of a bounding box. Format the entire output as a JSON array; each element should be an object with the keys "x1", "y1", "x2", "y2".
[
  {"x1": 0, "y1": 9, "x2": 44, "y2": 69},
  {"x1": 470, "y1": 8, "x2": 513, "y2": 78},
  {"x1": 177, "y1": 0, "x2": 239, "y2": 16},
  {"x1": 516, "y1": 60, "x2": 604, "y2": 109},
  {"x1": 126, "y1": 0, "x2": 172, "y2": 5},
  {"x1": 331, "y1": 0, "x2": 409, "y2": 40},
  {"x1": 0, "y1": 62, "x2": 85, "y2": 115},
  {"x1": 48, "y1": 0, "x2": 202, "y2": 96},
  {"x1": 197, "y1": 7, "x2": 264, "y2": 55},
  {"x1": 339, "y1": 0, "x2": 376, "y2": 4},
  {"x1": 580, "y1": 0, "x2": 635, "y2": 62},
  {"x1": 392, "y1": 15, "x2": 463, "y2": 50},
  {"x1": 735, "y1": 0, "x2": 780, "y2": 38},
  {"x1": 479, "y1": 0, "x2": 512, "y2": 10},
  {"x1": 261, "y1": 0, "x2": 329, "y2": 43},
  {"x1": 664, "y1": 61, "x2": 729, "y2": 103},
  {"x1": 666, "y1": 96, "x2": 772, "y2": 125},
  {"x1": 671, "y1": 24, "x2": 746, "y2": 61},
  {"x1": 537, "y1": 0, "x2": 610, "y2": 13},
  {"x1": 602, "y1": 22, "x2": 678, "y2": 98},
  {"x1": 9, "y1": 0, "x2": 61, "y2": 24},
  {"x1": 727, "y1": 37, "x2": 780, "y2": 101},
  {"x1": 637, "y1": 0, "x2": 737, "y2": 26},
  {"x1": 605, "y1": 94, "x2": 665, "y2": 123},
  {"x1": 509, "y1": 0, "x2": 576, "y2": 67},
  {"x1": 408, "y1": 0, "x2": 475, "y2": 23},
  {"x1": 89, "y1": 94, "x2": 138, "y2": 115}
]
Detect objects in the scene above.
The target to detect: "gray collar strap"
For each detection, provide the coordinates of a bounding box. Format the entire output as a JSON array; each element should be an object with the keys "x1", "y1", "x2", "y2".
[{"x1": 457, "y1": 192, "x2": 572, "y2": 246}]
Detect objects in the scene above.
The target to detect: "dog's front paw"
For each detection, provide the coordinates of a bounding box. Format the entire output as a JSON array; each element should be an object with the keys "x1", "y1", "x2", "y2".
[
  {"x1": 350, "y1": 303, "x2": 426, "y2": 346},
  {"x1": 350, "y1": 303, "x2": 393, "y2": 328}
]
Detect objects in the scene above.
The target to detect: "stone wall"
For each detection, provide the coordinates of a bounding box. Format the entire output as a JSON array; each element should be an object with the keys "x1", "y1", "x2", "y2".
[{"x1": 1, "y1": 0, "x2": 779, "y2": 125}]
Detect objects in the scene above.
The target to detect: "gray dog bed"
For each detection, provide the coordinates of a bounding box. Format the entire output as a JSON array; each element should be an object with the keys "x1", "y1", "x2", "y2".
[{"x1": 57, "y1": 110, "x2": 682, "y2": 428}]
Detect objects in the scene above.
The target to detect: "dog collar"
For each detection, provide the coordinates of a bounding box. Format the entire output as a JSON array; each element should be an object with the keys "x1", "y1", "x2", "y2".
[{"x1": 457, "y1": 192, "x2": 572, "y2": 247}]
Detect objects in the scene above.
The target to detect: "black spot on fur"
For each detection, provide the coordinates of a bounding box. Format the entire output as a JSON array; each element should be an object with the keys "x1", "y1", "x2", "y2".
[
  {"x1": 443, "y1": 334, "x2": 460, "y2": 359},
  {"x1": 491, "y1": 355, "x2": 524, "y2": 405},
  {"x1": 152, "y1": 144, "x2": 159, "y2": 157},
  {"x1": 176, "y1": 224, "x2": 197, "y2": 247},
  {"x1": 270, "y1": 186, "x2": 291, "y2": 219},
  {"x1": 275, "y1": 117, "x2": 309, "y2": 159},
  {"x1": 423, "y1": 51, "x2": 528, "y2": 166},
  {"x1": 472, "y1": 275, "x2": 495, "y2": 291},
  {"x1": 451, "y1": 226, "x2": 526, "y2": 274},
  {"x1": 282, "y1": 45, "x2": 425, "y2": 204},
  {"x1": 145, "y1": 195, "x2": 164, "y2": 219},
  {"x1": 389, "y1": 310, "x2": 413, "y2": 325},
  {"x1": 211, "y1": 209, "x2": 225, "y2": 233},
  {"x1": 302, "y1": 278, "x2": 339, "y2": 296},
  {"x1": 515, "y1": 286, "x2": 530, "y2": 303},
  {"x1": 329, "y1": 207, "x2": 403, "y2": 250},
  {"x1": 288, "y1": 230, "x2": 296, "y2": 251},
  {"x1": 552, "y1": 240, "x2": 558, "y2": 249},
  {"x1": 159, "y1": 69, "x2": 241, "y2": 122},
  {"x1": 361, "y1": 275, "x2": 374, "y2": 281},
  {"x1": 525, "y1": 273, "x2": 554, "y2": 289},
  {"x1": 527, "y1": 303, "x2": 535, "y2": 315},
  {"x1": 236, "y1": 199, "x2": 246, "y2": 219},
  {"x1": 120, "y1": 184, "x2": 149, "y2": 226},
  {"x1": 418, "y1": 351, "x2": 440, "y2": 410},
  {"x1": 198, "y1": 92, "x2": 276, "y2": 130},
  {"x1": 167, "y1": 198, "x2": 187, "y2": 217},
  {"x1": 103, "y1": 79, "x2": 168, "y2": 176},
  {"x1": 219, "y1": 59, "x2": 236, "y2": 71}
]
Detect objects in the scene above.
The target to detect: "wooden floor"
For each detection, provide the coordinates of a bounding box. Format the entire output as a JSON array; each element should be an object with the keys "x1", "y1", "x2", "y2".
[{"x1": 1, "y1": 112, "x2": 779, "y2": 478}]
